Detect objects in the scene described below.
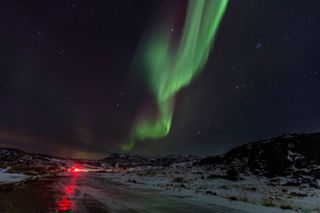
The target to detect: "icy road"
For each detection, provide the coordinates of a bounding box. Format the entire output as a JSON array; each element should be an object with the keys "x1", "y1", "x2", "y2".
[{"x1": 0, "y1": 173, "x2": 291, "y2": 213}]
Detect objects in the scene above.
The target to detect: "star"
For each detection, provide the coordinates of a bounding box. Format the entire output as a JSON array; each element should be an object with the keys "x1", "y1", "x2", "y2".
[{"x1": 255, "y1": 42, "x2": 262, "y2": 49}]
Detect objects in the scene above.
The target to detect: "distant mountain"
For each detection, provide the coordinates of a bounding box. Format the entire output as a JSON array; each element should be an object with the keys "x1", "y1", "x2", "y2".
[
  {"x1": 1, "y1": 132, "x2": 320, "y2": 188},
  {"x1": 0, "y1": 147, "x2": 198, "y2": 173}
]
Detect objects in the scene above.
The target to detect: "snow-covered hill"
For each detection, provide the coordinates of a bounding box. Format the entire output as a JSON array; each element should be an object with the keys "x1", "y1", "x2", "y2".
[{"x1": 199, "y1": 132, "x2": 320, "y2": 188}]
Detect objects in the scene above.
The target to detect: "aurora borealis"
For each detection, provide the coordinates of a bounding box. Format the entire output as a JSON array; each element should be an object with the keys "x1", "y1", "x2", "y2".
[
  {"x1": 124, "y1": 0, "x2": 228, "y2": 151},
  {"x1": 0, "y1": 0, "x2": 319, "y2": 158}
]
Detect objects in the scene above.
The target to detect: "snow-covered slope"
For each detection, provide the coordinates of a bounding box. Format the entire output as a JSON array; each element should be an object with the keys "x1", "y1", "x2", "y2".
[{"x1": 199, "y1": 132, "x2": 320, "y2": 188}]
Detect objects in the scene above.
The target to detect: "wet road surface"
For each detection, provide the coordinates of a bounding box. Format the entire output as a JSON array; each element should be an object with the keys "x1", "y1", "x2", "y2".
[{"x1": 0, "y1": 173, "x2": 249, "y2": 213}]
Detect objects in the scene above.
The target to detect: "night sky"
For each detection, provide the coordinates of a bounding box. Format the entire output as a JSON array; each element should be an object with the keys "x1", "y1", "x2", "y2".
[{"x1": 0, "y1": 0, "x2": 319, "y2": 159}]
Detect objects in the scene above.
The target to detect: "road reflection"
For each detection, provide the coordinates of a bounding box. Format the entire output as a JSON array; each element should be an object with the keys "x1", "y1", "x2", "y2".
[
  {"x1": 0, "y1": 173, "x2": 246, "y2": 213},
  {"x1": 55, "y1": 173, "x2": 79, "y2": 212}
]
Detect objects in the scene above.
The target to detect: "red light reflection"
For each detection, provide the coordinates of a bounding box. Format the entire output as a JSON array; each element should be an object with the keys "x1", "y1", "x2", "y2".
[
  {"x1": 55, "y1": 174, "x2": 78, "y2": 212},
  {"x1": 56, "y1": 195, "x2": 76, "y2": 211}
]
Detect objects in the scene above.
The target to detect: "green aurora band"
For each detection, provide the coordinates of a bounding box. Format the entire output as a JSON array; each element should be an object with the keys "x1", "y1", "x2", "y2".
[{"x1": 122, "y1": 0, "x2": 228, "y2": 151}]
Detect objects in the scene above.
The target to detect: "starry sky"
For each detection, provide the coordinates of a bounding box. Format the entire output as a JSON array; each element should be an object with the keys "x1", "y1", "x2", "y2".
[{"x1": 0, "y1": 0, "x2": 319, "y2": 159}]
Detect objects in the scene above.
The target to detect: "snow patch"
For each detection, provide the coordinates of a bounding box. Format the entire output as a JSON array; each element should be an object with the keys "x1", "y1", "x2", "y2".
[{"x1": 0, "y1": 168, "x2": 27, "y2": 183}]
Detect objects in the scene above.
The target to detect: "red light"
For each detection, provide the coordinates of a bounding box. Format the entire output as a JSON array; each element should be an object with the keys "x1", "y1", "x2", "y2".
[{"x1": 69, "y1": 164, "x2": 83, "y2": 173}]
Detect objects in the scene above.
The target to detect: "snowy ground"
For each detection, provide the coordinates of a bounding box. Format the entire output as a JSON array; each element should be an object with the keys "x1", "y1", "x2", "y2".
[
  {"x1": 99, "y1": 166, "x2": 320, "y2": 212},
  {"x1": 0, "y1": 168, "x2": 27, "y2": 184},
  {"x1": 0, "y1": 164, "x2": 319, "y2": 212}
]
